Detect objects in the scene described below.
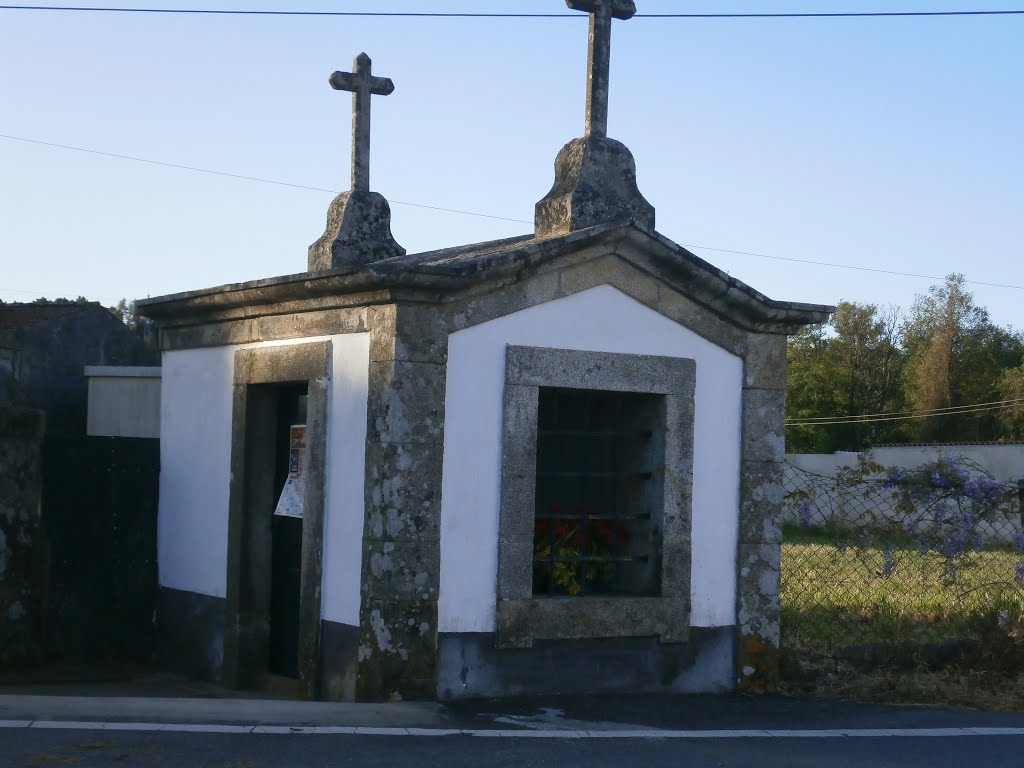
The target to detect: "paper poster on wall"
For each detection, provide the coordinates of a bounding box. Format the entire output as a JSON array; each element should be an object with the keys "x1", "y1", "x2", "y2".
[{"x1": 273, "y1": 425, "x2": 307, "y2": 518}]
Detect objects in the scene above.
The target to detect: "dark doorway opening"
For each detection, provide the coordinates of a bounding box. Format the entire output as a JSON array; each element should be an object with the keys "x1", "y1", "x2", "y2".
[
  {"x1": 236, "y1": 380, "x2": 309, "y2": 689},
  {"x1": 268, "y1": 384, "x2": 307, "y2": 679}
]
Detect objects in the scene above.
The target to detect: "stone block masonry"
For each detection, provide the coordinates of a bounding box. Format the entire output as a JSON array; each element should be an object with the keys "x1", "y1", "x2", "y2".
[{"x1": 357, "y1": 304, "x2": 448, "y2": 700}]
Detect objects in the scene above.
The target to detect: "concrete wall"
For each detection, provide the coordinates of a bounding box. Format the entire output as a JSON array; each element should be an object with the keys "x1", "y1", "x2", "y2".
[
  {"x1": 788, "y1": 446, "x2": 1024, "y2": 484},
  {"x1": 158, "y1": 334, "x2": 369, "y2": 627},
  {"x1": 0, "y1": 406, "x2": 47, "y2": 665},
  {"x1": 439, "y1": 285, "x2": 744, "y2": 634},
  {"x1": 786, "y1": 446, "x2": 1024, "y2": 539},
  {"x1": 86, "y1": 366, "x2": 162, "y2": 439}
]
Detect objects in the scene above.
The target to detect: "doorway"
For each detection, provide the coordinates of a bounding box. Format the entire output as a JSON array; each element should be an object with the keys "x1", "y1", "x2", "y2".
[
  {"x1": 224, "y1": 341, "x2": 330, "y2": 700},
  {"x1": 268, "y1": 384, "x2": 307, "y2": 679}
]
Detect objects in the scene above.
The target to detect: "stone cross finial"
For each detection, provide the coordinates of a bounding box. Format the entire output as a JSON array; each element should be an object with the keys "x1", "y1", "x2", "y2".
[
  {"x1": 566, "y1": 0, "x2": 637, "y2": 138},
  {"x1": 329, "y1": 52, "x2": 395, "y2": 193},
  {"x1": 308, "y1": 53, "x2": 405, "y2": 271},
  {"x1": 534, "y1": 0, "x2": 653, "y2": 237}
]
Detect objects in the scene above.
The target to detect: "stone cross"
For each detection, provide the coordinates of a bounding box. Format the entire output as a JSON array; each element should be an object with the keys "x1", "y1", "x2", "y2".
[
  {"x1": 566, "y1": 0, "x2": 637, "y2": 139},
  {"x1": 329, "y1": 53, "x2": 395, "y2": 193}
]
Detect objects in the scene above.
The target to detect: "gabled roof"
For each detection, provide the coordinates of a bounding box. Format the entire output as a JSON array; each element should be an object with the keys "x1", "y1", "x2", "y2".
[{"x1": 138, "y1": 223, "x2": 833, "y2": 334}]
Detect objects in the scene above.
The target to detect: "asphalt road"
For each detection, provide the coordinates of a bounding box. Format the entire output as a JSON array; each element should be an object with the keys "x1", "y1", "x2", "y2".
[
  {"x1": 3, "y1": 730, "x2": 1023, "y2": 768},
  {"x1": 3, "y1": 691, "x2": 1024, "y2": 768}
]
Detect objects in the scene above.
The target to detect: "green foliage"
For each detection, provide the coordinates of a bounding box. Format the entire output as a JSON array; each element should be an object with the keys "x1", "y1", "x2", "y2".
[
  {"x1": 787, "y1": 275, "x2": 1024, "y2": 450},
  {"x1": 902, "y1": 274, "x2": 1024, "y2": 441},
  {"x1": 109, "y1": 298, "x2": 138, "y2": 330},
  {"x1": 997, "y1": 365, "x2": 1024, "y2": 439},
  {"x1": 786, "y1": 301, "x2": 909, "y2": 452}
]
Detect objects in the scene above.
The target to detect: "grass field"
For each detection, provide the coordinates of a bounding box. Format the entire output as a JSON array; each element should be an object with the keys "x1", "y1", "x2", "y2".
[
  {"x1": 781, "y1": 525, "x2": 1024, "y2": 653},
  {"x1": 780, "y1": 527, "x2": 1024, "y2": 709}
]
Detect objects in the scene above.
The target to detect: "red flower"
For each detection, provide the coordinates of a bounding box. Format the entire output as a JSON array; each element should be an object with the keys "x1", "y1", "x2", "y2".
[{"x1": 592, "y1": 520, "x2": 614, "y2": 546}]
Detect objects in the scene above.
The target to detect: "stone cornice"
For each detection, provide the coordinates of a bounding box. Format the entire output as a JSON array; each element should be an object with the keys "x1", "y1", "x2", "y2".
[{"x1": 138, "y1": 224, "x2": 833, "y2": 335}]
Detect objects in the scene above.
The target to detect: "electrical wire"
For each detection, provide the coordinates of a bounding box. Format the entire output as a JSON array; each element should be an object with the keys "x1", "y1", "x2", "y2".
[
  {"x1": 2, "y1": 133, "x2": 1019, "y2": 294},
  {"x1": 675, "y1": 244, "x2": 1024, "y2": 292},
  {"x1": 786, "y1": 404, "x2": 1022, "y2": 426},
  {"x1": 0, "y1": 134, "x2": 532, "y2": 225},
  {"x1": 2, "y1": 6, "x2": 1024, "y2": 19},
  {"x1": 788, "y1": 398, "x2": 1024, "y2": 425}
]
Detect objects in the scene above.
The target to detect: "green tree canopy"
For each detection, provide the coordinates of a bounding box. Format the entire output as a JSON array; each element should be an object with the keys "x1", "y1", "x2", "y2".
[{"x1": 787, "y1": 275, "x2": 1024, "y2": 452}]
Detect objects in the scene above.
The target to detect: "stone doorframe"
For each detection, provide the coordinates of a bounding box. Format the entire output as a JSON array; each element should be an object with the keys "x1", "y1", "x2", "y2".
[{"x1": 223, "y1": 341, "x2": 330, "y2": 700}]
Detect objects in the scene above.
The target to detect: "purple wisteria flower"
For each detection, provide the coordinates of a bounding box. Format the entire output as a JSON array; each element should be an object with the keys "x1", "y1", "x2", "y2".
[
  {"x1": 797, "y1": 501, "x2": 813, "y2": 529},
  {"x1": 884, "y1": 467, "x2": 907, "y2": 488},
  {"x1": 939, "y1": 530, "x2": 968, "y2": 559},
  {"x1": 882, "y1": 547, "x2": 897, "y2": 578},
  {"x1": 1015, "y1": 561, "x2": 1024, "y2": 586},
  {"x1": 930, "y1": 471, "x2": 949, "y2": 488}
]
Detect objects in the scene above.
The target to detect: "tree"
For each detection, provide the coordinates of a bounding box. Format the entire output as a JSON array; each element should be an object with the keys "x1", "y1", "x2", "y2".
[
  {"x1": 109, "y1": 298, "x2": 138, "y2": 330},
  {"x1": 902, "y1": 275, "x2": 1024, "y2": 442},
  {"x1": 787, "y1": 301, "x2": 909, "y2": 453},
  {"x1": 997, "y1": 365, "x2": 1024, "y2": 439}
]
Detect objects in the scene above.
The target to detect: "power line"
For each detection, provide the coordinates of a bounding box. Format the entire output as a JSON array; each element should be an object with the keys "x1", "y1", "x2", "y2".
[
  {"x1": 681, "y1": 244, "x2": 1024, "y2": 292},
  {"x1": 2, "y1": 132, "x2": 1020, "y2": 293},
  {"x1": 0, "y1": 134, "x2": 531, "y2": 224},
  {"x1": 787, "y1": 398, "x2": 1024, "y2": 425},
  {"x1": 3, "y1": 5, "x2": 1024, "y2": 19},
  {"x1": 786, "y1": 402, "x2": 1022, "y2": 426}
]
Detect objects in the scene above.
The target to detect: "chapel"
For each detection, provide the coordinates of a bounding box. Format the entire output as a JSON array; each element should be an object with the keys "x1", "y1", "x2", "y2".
[{"x1": 139, "y1": 0, "x2": 831, "y2": 701}]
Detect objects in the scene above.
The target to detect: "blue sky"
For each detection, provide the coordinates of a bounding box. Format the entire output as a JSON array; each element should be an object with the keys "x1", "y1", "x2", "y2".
[{"x1": 1, "y1": 1, "x2": 1022, "y2": 328}]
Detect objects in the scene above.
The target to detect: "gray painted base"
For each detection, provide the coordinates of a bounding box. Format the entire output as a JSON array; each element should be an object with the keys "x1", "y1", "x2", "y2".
[
  {"x1": 436, "y1": 626, "x2": 736, "y2": 701},
  {"x1": 159, "y1": 588, "x2": 360, "y2": 701},
  {"x1": 319, "y1": 619, "x2": 360, "y2": 702},
  {"x1": 158, "y1": 586, "x2": 226, "y2": 684}
]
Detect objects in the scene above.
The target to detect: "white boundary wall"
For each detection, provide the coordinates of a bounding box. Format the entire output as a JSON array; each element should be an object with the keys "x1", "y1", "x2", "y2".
[
  {"x1": 439, "y1": 285, "x2": 744, "y2": 633},
  {"x1": 788, "y1": 445, "x2": 1024, "y2": 484},
  {"x1": 786, "y1": 446, "x2": 1024, "y2": 540},
  {"x1": 158, "y1": 334, "x2": 369, "y2": 627}
]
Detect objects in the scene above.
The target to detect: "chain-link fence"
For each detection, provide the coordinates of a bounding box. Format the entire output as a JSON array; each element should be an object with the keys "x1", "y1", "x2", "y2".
[{"x1": 780, "y1": 454, "x2": 1024, "y2": 682}]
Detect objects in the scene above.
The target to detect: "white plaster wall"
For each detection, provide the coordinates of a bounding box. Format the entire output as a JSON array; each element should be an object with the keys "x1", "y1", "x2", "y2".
[
  {"x1": 158, "y1": 334, "x2": 369, "y2": 627},
  {"x1": 439, "y1": 285, "x2": 744, "y2": 633},
  {"x1": 159, "y1": 346, "x2": 234, "y2": 598}
]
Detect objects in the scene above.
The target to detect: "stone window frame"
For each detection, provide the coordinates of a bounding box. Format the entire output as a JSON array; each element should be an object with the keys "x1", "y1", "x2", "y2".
[
  {"x1": 223, "y1": 341, "x2": 330, "y2": 700},
  {"x1": 495, "y1": 345, "x2": 695, "y2": 649}
]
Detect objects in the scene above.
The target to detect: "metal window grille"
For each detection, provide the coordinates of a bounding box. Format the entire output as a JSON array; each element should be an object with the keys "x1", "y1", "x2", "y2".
[{"x1": 532, "y1": 387, "x2": 662, "y2": 597}]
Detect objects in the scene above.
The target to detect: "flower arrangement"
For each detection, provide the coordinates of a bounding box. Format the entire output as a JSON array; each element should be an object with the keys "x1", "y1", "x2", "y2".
[{"x1": 533, "y1": 503, "x2": 630, "y2": 596}]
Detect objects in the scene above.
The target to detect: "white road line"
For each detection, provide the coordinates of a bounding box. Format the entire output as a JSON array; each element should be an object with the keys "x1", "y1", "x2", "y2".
[{"x1": 4, "y1": 721, "x2": 1024, "y2": 738}]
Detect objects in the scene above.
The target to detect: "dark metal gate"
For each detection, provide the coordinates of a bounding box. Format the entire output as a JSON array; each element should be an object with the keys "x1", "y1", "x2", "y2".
[{"x1": 41, "y1": 436, "x2": 159, "y2": 665}]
